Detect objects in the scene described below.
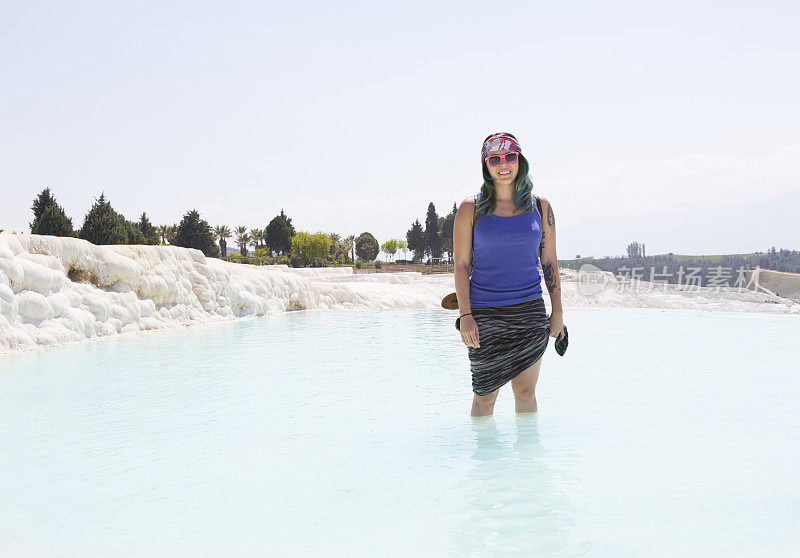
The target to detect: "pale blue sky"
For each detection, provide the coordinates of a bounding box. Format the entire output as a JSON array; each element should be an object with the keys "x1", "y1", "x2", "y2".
[{"x1": 2, "y1": 0, "x2": 798, "y2": 258}]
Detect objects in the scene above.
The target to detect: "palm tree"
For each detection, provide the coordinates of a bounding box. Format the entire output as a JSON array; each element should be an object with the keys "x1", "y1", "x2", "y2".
[
  {"x1": 344, "y1": 235, "x2": 355, "y2": 263},
  {"x1": 214, "y1": 225, "x2": 231, "y2": 257},
  {"x1": 250, "y1": 228, "x2": 263, "y2": 250},
  {"x1": 235, "y1": 226, "x2": 250, "y2": 257},
  {"x1": 240, "y1": 233, "x2": 252, "y2": 258},
  {"x1": 157, "y1": 225, "x2": 169, "y2": 245},
  {"x1": 166, "y1": 224, "x2": 178, "y2": 245},
  {"x1": 329, "y1": 233, "x2": 341, "y2": 263}
]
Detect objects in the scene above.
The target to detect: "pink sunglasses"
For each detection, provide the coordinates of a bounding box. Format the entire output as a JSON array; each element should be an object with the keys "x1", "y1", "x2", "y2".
[{"x1": 484, "y1": 152, "x2": 519, "y2": 167}]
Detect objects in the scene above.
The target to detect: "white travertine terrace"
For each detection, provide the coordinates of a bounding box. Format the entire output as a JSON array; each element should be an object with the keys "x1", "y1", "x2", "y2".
[{"x1": 0, "y1": 235, "x2": 796, "y2": 353}]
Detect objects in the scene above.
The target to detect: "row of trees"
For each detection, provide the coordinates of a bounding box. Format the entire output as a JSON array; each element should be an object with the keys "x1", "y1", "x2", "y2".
[
  {"x1": 10, "y1": 193, "x2": 464, "y2": 265},
  {"x1": 755, "y1": 246, "x2": 800, "y2": 273},
  {"x1": 26, "y1": 188, "x2": 220, "y2": 256},
  {"x1": 286, "y1": 231, "x2": 384, "y2": 267},
  {"x1": 560, "y1": 244, "x2": 800, "y2": 281},
  {"x1": 217, "y1": 209, "x2": 295, "y2": 258},
  {"x1": 17, "y1": 188, "x2": 404, "y2": 267},
  {"x1": 404, "y1": 202, "x2": 458, "y2": 263}
]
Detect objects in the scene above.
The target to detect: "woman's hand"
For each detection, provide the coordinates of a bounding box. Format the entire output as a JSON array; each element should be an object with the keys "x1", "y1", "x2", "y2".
[
  {"x1": 460, "y1": 315, "x2": 480, "y2": 348},
  {"x1": 548, "y1": 310, "x2": 565, "y2": 340}
]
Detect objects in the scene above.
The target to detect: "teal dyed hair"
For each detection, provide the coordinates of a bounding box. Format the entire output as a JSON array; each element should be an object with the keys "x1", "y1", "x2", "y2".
[{"x1": 474, "y1": 132, "x2": 537, "y2": 220}]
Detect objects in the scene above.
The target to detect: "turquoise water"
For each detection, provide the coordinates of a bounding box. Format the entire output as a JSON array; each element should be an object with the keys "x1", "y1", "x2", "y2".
[{"x1": 1, "y1": 307, "x2": 799, "y2": 557}]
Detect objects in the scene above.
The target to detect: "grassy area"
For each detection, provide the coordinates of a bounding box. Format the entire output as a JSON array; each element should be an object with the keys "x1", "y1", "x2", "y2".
[{"x1": 753, "y1": 270, "x2": 800, "y2": 302}]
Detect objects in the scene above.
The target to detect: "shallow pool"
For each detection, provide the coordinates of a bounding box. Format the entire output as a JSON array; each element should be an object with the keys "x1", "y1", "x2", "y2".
[{"x1": 1, "y1": 307, "x2": 798, "y2": 557}]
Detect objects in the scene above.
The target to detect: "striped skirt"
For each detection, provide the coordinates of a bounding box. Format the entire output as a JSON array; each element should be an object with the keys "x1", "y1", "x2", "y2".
[{"x1": 467, "y1": 296, "x2": 551, "y2": 396}]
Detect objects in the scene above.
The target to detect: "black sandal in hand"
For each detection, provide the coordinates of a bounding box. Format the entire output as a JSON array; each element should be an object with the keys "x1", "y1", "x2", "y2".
[{"x1": 554, "y1": 325, "x2": 568, "y2": 356}]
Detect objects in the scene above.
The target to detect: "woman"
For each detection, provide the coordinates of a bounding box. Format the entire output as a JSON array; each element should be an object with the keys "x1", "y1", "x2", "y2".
[{"x1": 453, "y1": 132, "x2": 564, "y2": 417}]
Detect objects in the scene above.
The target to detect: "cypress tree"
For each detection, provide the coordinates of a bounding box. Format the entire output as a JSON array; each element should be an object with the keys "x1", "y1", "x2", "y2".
[
  {"x1": 265, "y1": 209, "x2": 295, "y2": 256},
  {"x1": 30, "y1": 188, "x2": 74, "y2": 237},
  {"x1": 79, "y1": 193, "x2": 128, "y2": 245},
  {"x1": 138, "y1": 212, "x2": 159, "y2": 245},
  {"x1": 175, "y1": 209, "x2": 220, "y2": 257},
  {"x1": 124, "y1": 219, "x2": 146, "y2": 244},
  {"x1": 406, "y1": 219, "x2": 426, "y2": 263},
  {"x1": 440, "y1": 202, "x2": 457, "y2": 258},
  {"x1": 30, "y1": 188, "x2": 56, "y2": 230},
  {"x1": 424, "y1": 202, "x2": 442, "y2": 260},
  {"x1": 32, "y1": 203, "x2": 75, "y2": 237}
]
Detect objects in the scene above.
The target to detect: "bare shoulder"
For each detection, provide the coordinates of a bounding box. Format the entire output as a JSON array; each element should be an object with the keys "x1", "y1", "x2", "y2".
[
  {"x1": 459, "y1": 196, "x2": 476, "y2": 211},
  {"x1": 456, "y1": 196, "x2": 476, "y2": 223}
]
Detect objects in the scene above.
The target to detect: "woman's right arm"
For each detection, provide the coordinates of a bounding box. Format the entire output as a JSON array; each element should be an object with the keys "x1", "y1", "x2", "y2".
[{"x1": 454, "y1": 197, "x2": 480, "y2": 348}]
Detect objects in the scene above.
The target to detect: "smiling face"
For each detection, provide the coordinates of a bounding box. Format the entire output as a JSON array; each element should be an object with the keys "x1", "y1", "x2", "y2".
[{"x1": 485, "y1": 149, "x2": 519, "y2": 184}]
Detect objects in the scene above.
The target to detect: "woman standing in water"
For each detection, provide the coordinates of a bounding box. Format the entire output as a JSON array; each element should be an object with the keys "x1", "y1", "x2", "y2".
[{"x1": 453, "y1": 132, "x2": 564, "y2": 417}]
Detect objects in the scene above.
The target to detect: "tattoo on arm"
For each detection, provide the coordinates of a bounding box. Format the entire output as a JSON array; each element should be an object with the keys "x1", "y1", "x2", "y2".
[
  {"x1": 547, "y1": 204, "x2": 555, "y2": 231},
  {"x1": 542, "y1": 261, "x2": 559, "y2": 292},
  {"x1": 540, "y1": 227, "x2": 546, "y2": 256}
]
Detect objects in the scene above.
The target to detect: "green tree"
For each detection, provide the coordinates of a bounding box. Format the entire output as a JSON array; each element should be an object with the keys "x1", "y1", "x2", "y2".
[
  {"x1": 265, "y1": 209, "x2": 295, "y2": 256},
  {"x1": 406, "y1": 219, "x2": 426, "y2": 263},
  {"x1": 626, "y1": 241, "x2": 644, "y2": 259},
  {"x1": 425, "y1": 202, "x2": 442, "y2": 260},
  {"x1": 79, "y1": 193, "x2": 127, "y2": 245},
  {"x1": 291, "y1": 231, "x2": 331, "y2": 267},
  {"x1": 138, "y1": 212, "x2": 159, "y2": 245},
  {"x1": 125, "y1": 219, "x2": 146, "y2": 244},
  {"x1": 157, "y1": 224, "x2": 169, "y2": 245},
  {"x1": 165, "y1": 224, "x2": 178, "y2": 245},
  {"x1": 214, "y1": 225, "x2": 231, "y2": 257},
  {"x1": 30, "y1": 188, "x2": 56, "y2": 230},
  {"x1": 29, "y1": 188, "x2": 74, "y2": 237},
  {"x1": 33, "y1": 202, "x2": 75, "y2": 237},
  {"x1": 328, "y1": 233, "x2": 351, "y2": 264},
  {"x1": 250, "y1": 229, "x2": 261, "y2": 253},
  {"x1": 329, "y1": 232, "x2": 341, "y2": 262},
  {"x1": 252, "y1": 248, "x2": 270, "y2": 265},
  {"x1": 344, "y1": 234, "x2": 355, "y2": 263},
  {"x1": 235, "y1": 225, "x2": 250, "y2": 257},
  {"x1": 355, "y1": 232, "x2": 379, "y2": 262},
  {"x1": 440, "y1": 202, "x2": 457, "y2": 258},
  {"x1": 175, "y1": 209, "x2": 220, "y2": 257},
  {"x1": 381, "y1": 239, "x2": 398, "y2": 262},
  {"x1": 250, "y1": 228, "x2": 264, "y2": 251},
  {"x1": 397, "y1": 239, "x2": 408, "y2": 260}
]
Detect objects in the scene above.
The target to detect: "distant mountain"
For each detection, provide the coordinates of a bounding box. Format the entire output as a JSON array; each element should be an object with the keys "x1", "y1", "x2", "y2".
[{"x1": 559, "y1": 191, "x2": 800, "y2": 258}]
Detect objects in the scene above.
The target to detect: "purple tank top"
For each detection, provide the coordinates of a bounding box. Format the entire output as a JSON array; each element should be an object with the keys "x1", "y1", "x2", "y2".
[{"x1": 469, "y1": 206, "x2": 544, "y2": 308}]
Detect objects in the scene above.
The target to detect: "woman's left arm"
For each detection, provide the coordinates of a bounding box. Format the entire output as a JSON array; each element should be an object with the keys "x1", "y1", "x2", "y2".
[{"x1": 539, "y1": 197, "x2": 564, "y2": 337}]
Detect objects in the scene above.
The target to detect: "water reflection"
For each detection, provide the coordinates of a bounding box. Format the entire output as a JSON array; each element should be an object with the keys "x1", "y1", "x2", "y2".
[{"x1": 453, "y1": 414, "x2": 585, "y2": 557}]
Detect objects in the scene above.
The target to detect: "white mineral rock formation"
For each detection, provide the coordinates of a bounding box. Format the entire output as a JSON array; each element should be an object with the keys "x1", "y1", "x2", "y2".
[{"x1": 0, "y1": 235, "x2": 453, "y2": 353}]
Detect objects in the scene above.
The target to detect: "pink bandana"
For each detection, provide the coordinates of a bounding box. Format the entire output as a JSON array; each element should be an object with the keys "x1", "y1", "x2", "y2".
[{"x1": 481, "y1": 134, "x2": 522, "y2": 159}]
